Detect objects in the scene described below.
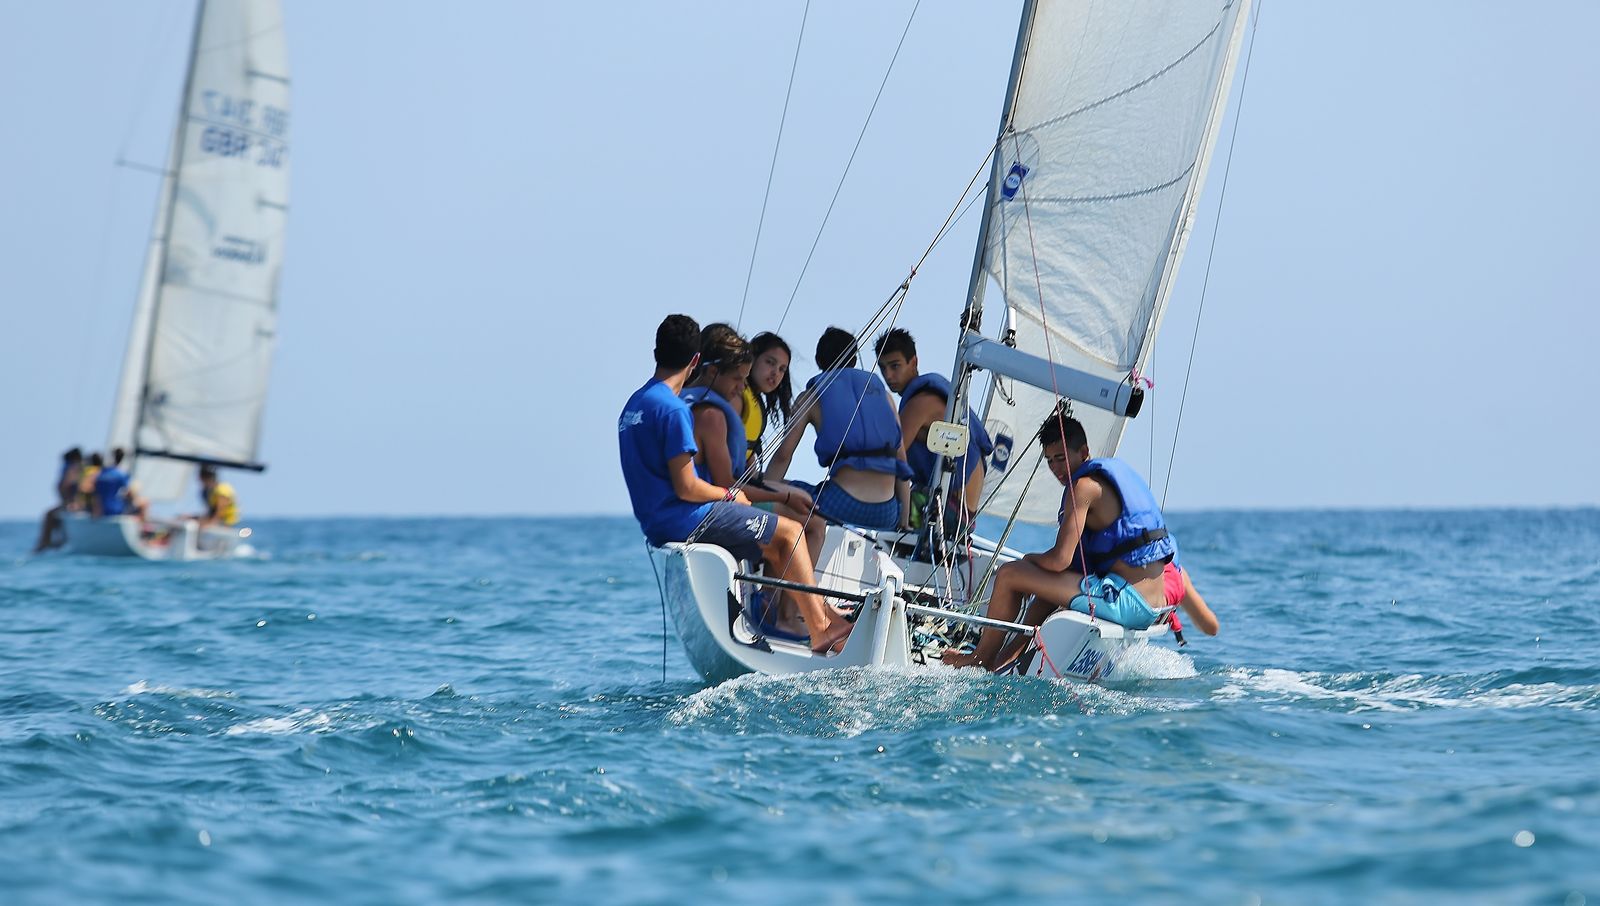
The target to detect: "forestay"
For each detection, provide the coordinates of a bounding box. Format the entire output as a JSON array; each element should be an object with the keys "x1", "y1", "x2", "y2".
[
  {"x1": 108, "y1": 0, "x2": 290, "y2": 502},
  {"x1": 970, "y1": 0, "x2": 1249, "y2": 525}
]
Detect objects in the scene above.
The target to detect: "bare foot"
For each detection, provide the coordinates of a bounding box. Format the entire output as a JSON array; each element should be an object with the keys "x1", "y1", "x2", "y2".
[
  {"x1": 941, "y1": 649, "x2": 984, "y2": 669},
  {"x1": 810, "y1": 619, "x2": 853, "y2": 655}
]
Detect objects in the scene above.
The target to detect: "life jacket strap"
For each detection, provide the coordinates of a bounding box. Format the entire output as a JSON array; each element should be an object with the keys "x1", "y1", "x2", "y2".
[{"x1": 1097, "y1": 527, "x2": 1169, "y2": 564}]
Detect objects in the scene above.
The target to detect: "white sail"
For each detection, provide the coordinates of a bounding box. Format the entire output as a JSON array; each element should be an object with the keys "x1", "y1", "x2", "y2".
[
  {"x1": 108, "y1": 0, "x2": 290, "y2": 503},
  {"x1": 972, "y1": 0, "x2": 1250, "y2": 525}
]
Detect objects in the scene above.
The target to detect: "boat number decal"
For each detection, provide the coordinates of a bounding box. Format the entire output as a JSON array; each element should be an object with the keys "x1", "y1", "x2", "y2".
[{"x1": 194, "y1": 91, "x2": 289, "y2": 169}]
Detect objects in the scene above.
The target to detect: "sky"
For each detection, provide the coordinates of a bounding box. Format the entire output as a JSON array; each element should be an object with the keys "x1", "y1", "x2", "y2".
[{"x1": 2, "y1": 1, "x2": 1597, "y2": 519}]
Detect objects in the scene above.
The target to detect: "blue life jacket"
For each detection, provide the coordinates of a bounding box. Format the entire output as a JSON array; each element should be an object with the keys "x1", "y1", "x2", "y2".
[
  {"x1": 898, "y1": 372, "x2": 995, "y2": 489},
  {"x1": 680, "y1": 385, "x2": 748, "y2": 483},
  {"x1": 806, "y1": 368, "x2": 913, "y2": 480},
  {"x1": 1065, "y1": 457, "x2": 1176, "y2": 574}
]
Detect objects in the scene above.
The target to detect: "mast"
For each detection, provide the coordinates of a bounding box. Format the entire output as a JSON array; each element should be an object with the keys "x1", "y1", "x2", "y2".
[
  {"x1": 128, "y1": 0, "x2": 206, "y2": 470},
  {"x1": 927, "y1": 0, "x2": 1038, "y2": 515}
]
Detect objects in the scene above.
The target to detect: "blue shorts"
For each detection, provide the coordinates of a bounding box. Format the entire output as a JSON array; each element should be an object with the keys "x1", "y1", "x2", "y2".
[
  {"x1": 1067, "y1": 573, "x2": 1159, "y2": 630},
  {"x1": 689, "y1": 501, "x2": 779, "y2": 563},
  {"x1": 791, "y1": 480, "x2": 901, "y2": 531}
]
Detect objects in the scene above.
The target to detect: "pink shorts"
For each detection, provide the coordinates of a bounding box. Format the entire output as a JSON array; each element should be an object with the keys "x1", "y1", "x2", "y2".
[{"x1": 1162, "y1": 563, "x2": 1186, "y2": 632}]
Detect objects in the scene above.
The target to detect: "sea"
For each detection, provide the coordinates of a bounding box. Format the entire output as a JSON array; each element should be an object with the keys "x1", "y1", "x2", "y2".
[{"x1": 1, "y1": 511, "x2": 1596, "y2": 905}]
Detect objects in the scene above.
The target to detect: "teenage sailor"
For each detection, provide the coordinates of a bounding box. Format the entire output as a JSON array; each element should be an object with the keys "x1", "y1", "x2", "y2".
[
  {"x1": 767, "y1": 326, "x2": 912, "y2": 532},
  {"x1": 620, "y1": 314, "x2": 851, "y2": 655},
  {"x1": 32, "y1": 447, "x2": 83, "y2": 553},
  {"x1": 681, "y1": 327, "x2": 822, "y2": 567},
  {"x1": 92, "y1": 448, "x2": 147, "y2": 521},
  {"x1": 742, "y1": 331, "x2": 793, "y2": 470},
  {"x1": 943, "y1": 404, "x2": 1180, "y2": 671},
  {"x1": 197, "y1": 466, "x2": 240, "y2": 528},
  {"x1": 873, "y1": 327, "x2": 994, "y2": 530}
]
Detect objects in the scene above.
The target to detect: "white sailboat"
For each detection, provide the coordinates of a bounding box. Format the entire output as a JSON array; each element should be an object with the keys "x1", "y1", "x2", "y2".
[
  {"x1": 63, "y1": 0, "x2": 290, "y2": 560},
  {"x1": 656, "y1": 0, "x2": 1253, "y2": 683}
]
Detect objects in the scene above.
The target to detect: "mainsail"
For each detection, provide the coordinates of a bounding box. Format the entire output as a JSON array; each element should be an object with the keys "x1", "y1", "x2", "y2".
[
  {"x1": 961, "y1": 0, "x2": 1251, "y2": 525},
  {"x1": 108, "y1": 0, "x2": 290, "y2": 503}
]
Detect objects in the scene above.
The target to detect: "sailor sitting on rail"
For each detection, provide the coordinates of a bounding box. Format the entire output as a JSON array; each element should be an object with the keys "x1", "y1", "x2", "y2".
[
  {"x1": 873, "y1": 327, "x2": 994, "y2": 533},
  {"x1": 196, "y1": 466, "x2": 239, "y2": 528},
  {"x1": 92, "y1": 448, "x2": 148, "y2": 522},
  {"x1": 943, "y1": 404, "x2": 1177, "y2": 671},
  {"x1": 682, "y1": 325, "x2": 823, "y2": 571},
  {"x1": 766, "y1": 326, "x2": 912, "y2": 533},
  {"x1": 620, "y1": 314, "x2": 851, "y2": 655}
]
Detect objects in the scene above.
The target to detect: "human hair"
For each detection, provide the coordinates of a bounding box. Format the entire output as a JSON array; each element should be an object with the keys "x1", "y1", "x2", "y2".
[
  {"x1": 88, "y1": 452, "x2": 104, "y2": 468},
  {"x1": 699, "y1": 324, "x2": 752, "y2": 372},
  {"x1": 654, "y1": 314, "x2": 702, "y2": 370},
  {"x1": 1037, "y1": 402, "x2": 1087, "y2": 451},
  {"x1": 112, "y1": 447, "x2": 126, "y2": 466},
  {"x1": 815, "y1": 326, "x2": 858, "y2": 371},
  {"x1": 749, "y1": 331, "x2": 793, "y2": 423},
  {"x1": 200, "y1": 465, "x2": 218, "y2": 482},
  {"x1": 873, "y1": 327, "x2": 916, "y2": 361},
  {"x1": 63, "y1": 447, "x2": 82, "y2": 463}
]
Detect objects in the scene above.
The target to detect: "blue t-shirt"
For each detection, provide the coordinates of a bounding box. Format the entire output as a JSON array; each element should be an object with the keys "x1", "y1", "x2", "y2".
[
  {"x1": 618, "y1": 378, "x2": 713, "y2": 546},
  {"x1": 94, "y1": 467, "x2": 130, "y2": 516}
]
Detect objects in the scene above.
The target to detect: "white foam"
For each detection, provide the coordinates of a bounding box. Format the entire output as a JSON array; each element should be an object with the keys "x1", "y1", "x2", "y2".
[
  {"x1": 224, "y1": 708, "x2": 336, "y2": 736},
  {"x1": 121, "y1": 680, "x2": 236, "y2": 700},
  {"x1": 1214, "y1": 667, "x2": 1600, "y2": 712}
]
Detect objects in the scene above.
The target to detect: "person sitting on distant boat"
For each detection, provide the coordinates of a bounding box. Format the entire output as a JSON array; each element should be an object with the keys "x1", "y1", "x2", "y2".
[
  {"x1": 197, "y1": 466, "x2": 239, "y2": 527},
  {"x1": 943, "y1": 404, "x2": 1176, "y2": 671},
  {"x1": 620, "y1": 313, "x2": 852, "y2": 655},
  {"x1": 77, "y1": 452, "x2": 104, "y2": 512},
  {"x1": 874, "y1": 327, "x2": 994, "y2": 532},
  {"x1": 32, "y1": 447, "x2": 84, "y2": 553},
  {"x1": 681, "y1": 327, "x2": 824, "y2": 566},
  {"x1": 91, "y1": 448, "x2": 148, "y2": 522},
  {"x1": 743, "y1": 331, "x2": 794, "y2": 471},
  {"x1": 766, "y1": 327, "x2": 912, "y2": 532}
]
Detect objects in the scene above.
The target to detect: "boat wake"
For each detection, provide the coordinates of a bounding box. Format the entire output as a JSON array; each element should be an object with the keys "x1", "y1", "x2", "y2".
[
  {"x1": 1215, "y1": 666, "x2": 1600, "y2": 712},
  {"x1": 668, "y1": 662, "x2": 1202, "y2": 737}
]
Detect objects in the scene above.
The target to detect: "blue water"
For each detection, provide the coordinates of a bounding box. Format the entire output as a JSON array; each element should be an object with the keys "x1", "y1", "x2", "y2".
[{"x1": 2, "y1": 511, "x2": 1596, "y2": 904}]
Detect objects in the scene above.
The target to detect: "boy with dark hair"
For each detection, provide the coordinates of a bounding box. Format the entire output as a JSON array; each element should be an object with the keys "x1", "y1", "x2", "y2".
[
  {"x1": 620, "y1": 314, "x2": 851, "y2": 654},
  {"x1": 767, "y1": 326, "x2": 912, "y2": 532},
  {"x1": 33, "y1": 447, "x2": 83, "y2": 553},
  {"x1": 198, "y1": 466, "x2": 239, "y2": 527},
  {"x1": 92, "y1": 447, "x2": 147, "y2": 521},
  {"x1": 944, "y1": 403, "x2": 1184, "y2": 671},
  {"x1": 873, "y1": 327, "x2": 994, "y2": 529}
]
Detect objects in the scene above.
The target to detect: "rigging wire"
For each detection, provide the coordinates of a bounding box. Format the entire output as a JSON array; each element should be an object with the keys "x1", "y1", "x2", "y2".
[
  {"x1": 775, "y1": 0, "x2": 922, "y2": 333},
  {"x1": 1161, "y1": 0, "x2": 1264, "y2": 509},
  {"x1": 736, "y1": 0, "x2": 811, "y2": 332}
]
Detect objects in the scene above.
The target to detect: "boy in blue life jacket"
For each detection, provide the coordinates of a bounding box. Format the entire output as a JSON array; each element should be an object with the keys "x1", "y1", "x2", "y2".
[
  {"x1": 943, "y1": 404, "x2": 1176, "y2": 671},
  {"x1": 620, "y1": 314, "x2": 852, "y2": 655},
  {"x1": 91, "y1": 448, "x2": 147, "y2": 521},
  {"x1": 873, "y1": 327, "x2": 994, "y2": 531},
  {"x1": 766, "y1": 327, "x2": 913, "y2": 533}
]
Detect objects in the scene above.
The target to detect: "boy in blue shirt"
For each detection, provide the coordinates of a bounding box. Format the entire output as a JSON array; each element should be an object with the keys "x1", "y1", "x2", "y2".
[{"x1": 620, "y1": 314, "x2": 852, "y2": 655}]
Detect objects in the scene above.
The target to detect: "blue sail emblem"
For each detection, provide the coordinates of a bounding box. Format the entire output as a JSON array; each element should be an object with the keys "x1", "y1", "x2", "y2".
[{"x1": 1000, "y1": 162, "x2": 1028, "y2": 200}]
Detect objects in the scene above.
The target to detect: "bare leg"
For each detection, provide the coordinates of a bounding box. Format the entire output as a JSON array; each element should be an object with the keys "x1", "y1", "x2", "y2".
[
  {"x1": 33, "y1": 507, "x2": 63, "y2": 553},
  {"x1": 943, "y1": 559, "x2": 1082, "y2": 671},
  {"x1": 762, "y1": 517, "x2": 851, "y2": 654}
]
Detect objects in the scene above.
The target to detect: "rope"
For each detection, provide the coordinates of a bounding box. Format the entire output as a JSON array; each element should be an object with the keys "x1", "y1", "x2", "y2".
[
  {"x1": 736, "y1": 0, "x2": 811, "y2": 332},
  {"x1": 1162, "y1": 0, "x2": 1263, "y2": 509},
  {"x1": 645, "y1": 539, "x2": 669, "y2": 682},
  {"x1": 776, "y1": 0, "x2": 922, "y2": 332}
]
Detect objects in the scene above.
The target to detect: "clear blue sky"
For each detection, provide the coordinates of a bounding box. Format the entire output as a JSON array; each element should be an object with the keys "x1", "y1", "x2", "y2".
[{"x1": 2, "y1": 1, "x2": 1597, "y2": 519}]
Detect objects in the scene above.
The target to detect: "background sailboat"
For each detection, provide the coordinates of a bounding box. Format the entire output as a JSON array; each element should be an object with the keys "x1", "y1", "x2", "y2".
[{"x1": 65, "y1": 0, "x2": 290, "y2": 560}]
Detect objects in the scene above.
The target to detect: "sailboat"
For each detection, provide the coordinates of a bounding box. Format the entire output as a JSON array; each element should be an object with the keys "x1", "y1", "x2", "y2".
[
  {"x1": 62, "y1": 0, "x2": 290, "y2": 561},
  {"x1": 656, "y1": 0, "x2": 1253, "y2": 682}
]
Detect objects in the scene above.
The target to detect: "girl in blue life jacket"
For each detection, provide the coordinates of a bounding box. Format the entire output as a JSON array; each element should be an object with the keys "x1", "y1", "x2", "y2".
[{"x1": 764, "y1": 326, "x2": 913, "y2": 533}]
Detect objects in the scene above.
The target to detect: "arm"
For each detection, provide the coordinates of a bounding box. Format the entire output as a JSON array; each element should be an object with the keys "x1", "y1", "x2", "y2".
[
  {"x1": 667, "y1": 453, "x2": 748, "y2": 506},
  {"x1": 693, "y1": 406, "x2": 737, "y2": 488},
  {"x1": 1178, "y1": 570, "x2": 1220, "y2": 636},
  {"x1": 897, "y1": 391, "x2": 945, "y2": 459},
  {"x1": 1025, "y1": 476, "x2": 1099, "y2": 572},
  {"x1": 765, "y1": 389, "x2": 815, "y2": 481}
]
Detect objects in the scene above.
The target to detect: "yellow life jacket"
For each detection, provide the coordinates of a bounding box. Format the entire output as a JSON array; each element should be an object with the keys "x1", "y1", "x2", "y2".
[
  {"x1": 79, "y1": 466, "x2": 101, "y2": 507},
  {"x1": 208, "y1": 482, "x2": 240, "y2": 526},
  {"x1": 741, "y1": 385, "x2": 765, "y2": 465}
]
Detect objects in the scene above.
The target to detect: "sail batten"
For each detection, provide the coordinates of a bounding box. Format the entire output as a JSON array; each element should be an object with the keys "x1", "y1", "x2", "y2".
[
  {"x1": 958, "y1": 0, "x2": 1251, "y2": 525},
  {"x1": 107, "y1": 0, "x2": 290, "y2": 504}
]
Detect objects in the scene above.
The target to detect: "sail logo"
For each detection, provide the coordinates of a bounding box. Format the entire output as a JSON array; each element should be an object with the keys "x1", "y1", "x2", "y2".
[
  {"x1": 1000, "y1": 162, "x2": 1029, "y2": 201},
  {"x1": 213, "y1": 235, "x2": 265, "y2": 264},
  {"x1": 989, "y1": 432, "x2": 1014, "y2": 473}
]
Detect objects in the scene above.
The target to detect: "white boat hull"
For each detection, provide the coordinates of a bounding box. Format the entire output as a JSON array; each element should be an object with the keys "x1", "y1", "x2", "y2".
[
  {"x1": 656, "y1": 525, "x2": 1174, "y2": 684},
  {"x1": 60, "y1": 513, "x2": 254, "y2": 561}
]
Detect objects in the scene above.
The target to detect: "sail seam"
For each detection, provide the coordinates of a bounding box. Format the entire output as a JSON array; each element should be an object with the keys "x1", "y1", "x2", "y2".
[{"x1": 1015, "y1": 0, "x2": 1234, "y2": 137}]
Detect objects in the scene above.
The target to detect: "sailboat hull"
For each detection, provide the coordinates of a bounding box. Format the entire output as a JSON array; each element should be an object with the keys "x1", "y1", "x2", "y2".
[{"x1": 60, "y1": 513, "x2": 253, "y2": 561}]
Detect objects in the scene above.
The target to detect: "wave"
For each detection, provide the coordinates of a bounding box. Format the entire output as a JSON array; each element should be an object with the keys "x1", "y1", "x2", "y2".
[{"x1": 1214, "y1": 667, "x2": 1600, "y2": 712}]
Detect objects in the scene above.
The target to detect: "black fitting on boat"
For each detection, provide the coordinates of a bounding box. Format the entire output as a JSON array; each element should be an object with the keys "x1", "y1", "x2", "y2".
[{"x1": 1124, "y1": 385, "x2": 1145, "y2": 418}]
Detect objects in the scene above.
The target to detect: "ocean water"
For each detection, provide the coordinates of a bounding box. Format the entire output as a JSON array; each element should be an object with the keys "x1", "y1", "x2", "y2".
[{"x1": 1, "y1": 511, "x2": 1596, "y2": 905}]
